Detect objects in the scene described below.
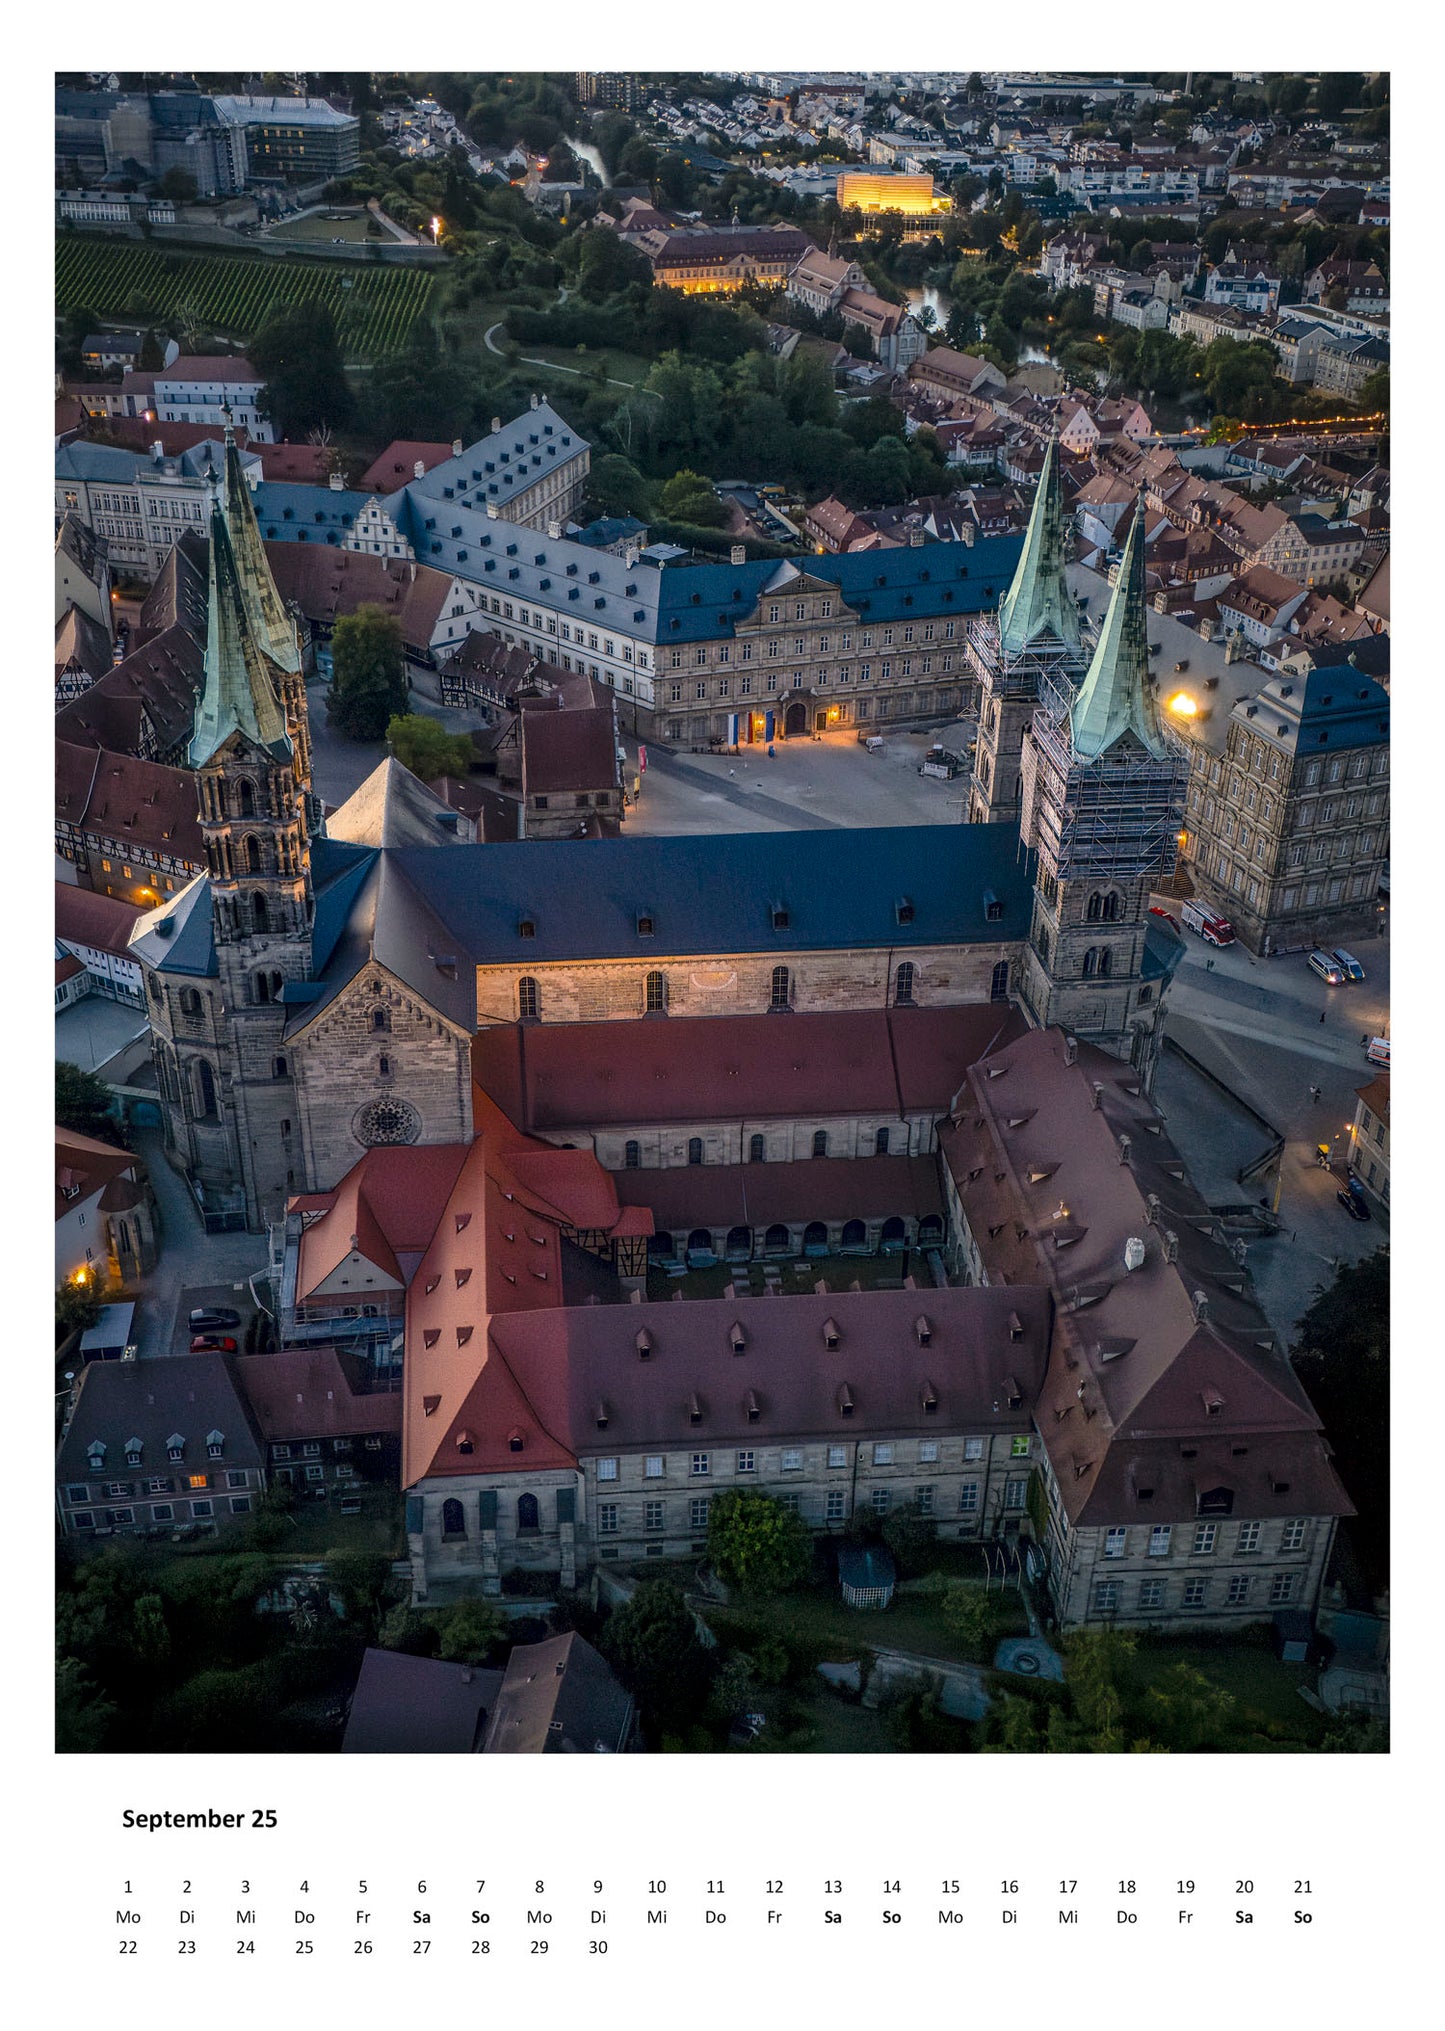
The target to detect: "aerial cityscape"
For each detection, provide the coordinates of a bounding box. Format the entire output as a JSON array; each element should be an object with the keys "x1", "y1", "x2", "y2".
[{"x1": 54, "y1": 66, "x2": 1389, "y2": 1755}]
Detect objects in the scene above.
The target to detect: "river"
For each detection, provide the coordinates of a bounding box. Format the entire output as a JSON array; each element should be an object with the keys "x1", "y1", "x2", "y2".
[{"x1": 903, "y1": 280, "x2": 1055, "y2": 368}]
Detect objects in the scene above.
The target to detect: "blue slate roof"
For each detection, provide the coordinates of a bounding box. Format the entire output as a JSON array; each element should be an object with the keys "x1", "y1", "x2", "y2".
[
  {"x1": 256, "y1": 478, "x2": 1025, "y2": 649},
  {"x1": 390, "y1": 825, "x2": 1034, "y2": 966},
  {"x1": 401, "y1": 402, "x2": 587, "y2": 516}
]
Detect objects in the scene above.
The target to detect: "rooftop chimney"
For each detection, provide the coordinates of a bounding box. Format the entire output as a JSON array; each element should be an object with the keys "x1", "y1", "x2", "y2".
[
  {"x1": 1123, "y1": 1235, "x2": 1146, "y2": 1272},
  {"x1": 531, "y1": 391, "x2": 541, "y2": 410},
  {"x1": 491, "y1": 416, "x2": 501, "y2": 434},
  {"x1": 414, "y1": 459, "x2": 427, "y2": 479},
  {"x1": 452, "y1": 438, "x2": 464, "y2": 457},
  {"x1": 1063, "y1": 1034, "x2": 1078, "y2": 1065},
  {"x1": 1118, "y1": 1133, "x2": 1132, "y2": 1165},
  {"x1": 1090, "y1": 1081, "x2": 1104, "y2": 1110},
  {"x1": 1145, "y1": 1191, "x2": 1161, "y2": 1226},
  {"x1": 908, "y1": 525, "x2": 925, "y2": 547},
  {"x1": 1164, "y1": 1229, "x2": 1179, "y2": 1263},
  {"x1": 329, "y1": 471, "x2": 343, "y2": 490},
  {"x1": 1191, "y1": 1288, "x2": 1209, "y2": 1321},
  {"x1": 730, "y1": 543, "x2": 747, "y2": 566}
]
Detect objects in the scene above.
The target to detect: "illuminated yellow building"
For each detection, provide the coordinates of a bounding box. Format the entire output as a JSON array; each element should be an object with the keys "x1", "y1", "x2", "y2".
[{"x1": 835, "y1": 170, "x2": 951, "y2": 219}]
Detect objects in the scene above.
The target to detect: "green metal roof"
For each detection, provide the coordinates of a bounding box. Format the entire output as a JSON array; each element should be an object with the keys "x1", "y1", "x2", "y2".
[
  {"x1": 997, "y1": 434, "x2": 1082, "y2": 658},
  {"x1": 1068, "y1": 494, "x2": 1168, "y2": 762}
]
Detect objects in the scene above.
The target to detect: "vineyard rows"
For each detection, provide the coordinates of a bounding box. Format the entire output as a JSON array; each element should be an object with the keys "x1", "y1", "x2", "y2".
[{"x1": 54, "y1": 239, "x2": 434, "y2": 359}]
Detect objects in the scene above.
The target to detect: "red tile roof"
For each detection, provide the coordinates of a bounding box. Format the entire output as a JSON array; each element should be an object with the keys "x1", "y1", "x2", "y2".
[
  {"x1": 55, "y1": 740, "x2": 205, "y2": 865},
  {"x1": 235, "y1": 1346, "x2": 403, "y2": 1442},
  {"x1": 54, "y1": 882, "x2": 145, "y2": 958},
  {"x1": 56, "y1": 1125, "x2": 136, "y2": 1223},
  {"x1": 613, "y1": 1152, "x2": 943, "y2": 1230},
  {"x1": 519, "y1": 703, "x2": 619, "y2": 796},
  {"x1": 264, "y1": 544, "x2": 452, "y2": 655},
  {"x1": 358, "y1": 441, "x2": 457, "y2": 492}
]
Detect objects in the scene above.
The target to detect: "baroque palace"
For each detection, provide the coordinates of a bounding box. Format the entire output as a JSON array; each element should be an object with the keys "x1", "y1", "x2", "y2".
[{"x1": 125, "y1": 432, "x2": 1351, "y2": 1634}]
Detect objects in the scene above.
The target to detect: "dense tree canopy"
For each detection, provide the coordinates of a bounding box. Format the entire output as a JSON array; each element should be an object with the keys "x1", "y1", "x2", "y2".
[{"x1": 328, "y1": 606, "x2": 408, "y2": 741}]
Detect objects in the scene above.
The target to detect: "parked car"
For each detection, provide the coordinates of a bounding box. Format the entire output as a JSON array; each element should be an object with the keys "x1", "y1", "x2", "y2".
[
  {"x1": 190, "y1": 1333, "x2": 238, "y2": 1353},
  {"x1": 189, "y1": 1306, "x2": 240, "y2": 1330},
  {"x1": 1366, "y1": 1036, "x2": 1391, "y2": 1068},
  {"x1": 1337, "y1": 1187, "x2": 1371, "y2": 1222},
  {"x1": 1307, "y1": 949, "x2": 1345, "y2": 986},
  {"x1": 1331, "y1": 948, "x2": 1365, "y2": 983}
]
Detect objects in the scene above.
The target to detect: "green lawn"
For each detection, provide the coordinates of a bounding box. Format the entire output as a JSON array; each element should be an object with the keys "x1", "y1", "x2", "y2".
[
  {"x1": 1123, "y1": 1632, "x2": 1329, "y2": 1749},
  {"x1": 267, "y1": 212, "x2": 379, "y2": 245},
  {"x1": 707, "y1": 1566, "x2": 1028, "y2": 1670}
]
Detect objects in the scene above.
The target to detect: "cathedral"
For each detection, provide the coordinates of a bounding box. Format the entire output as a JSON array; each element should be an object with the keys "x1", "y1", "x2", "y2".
[
  {"x1": 130, "y1": 432, "x2": 1191, "y2": 1233},
  {"x1": 123, "y1": 449, "x2": 1354, "y2": 1637}
]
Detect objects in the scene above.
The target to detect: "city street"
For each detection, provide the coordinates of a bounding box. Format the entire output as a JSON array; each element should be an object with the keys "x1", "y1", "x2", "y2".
[
  {"x1": 1153, "y1": 917, "x2": 1389, "y2": 1336},
  {"x1": 124, "y1": 1124, "x2": 269, "y2": 1359}
]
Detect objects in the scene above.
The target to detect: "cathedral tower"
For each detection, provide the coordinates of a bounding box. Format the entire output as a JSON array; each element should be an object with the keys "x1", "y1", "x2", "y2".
[
  {"x1": 965, "y1": 434, "x2": 1086, "y2": 825},
  {"x1": 221, "y1": 413, "x2": 311, "y2": 795},
  {"x1": 1018, "y1": 494, "x2": 1188, "y2": 1085},
  {"x1": 186, "y1": 495, "x2": 314, "y2": 1226}
]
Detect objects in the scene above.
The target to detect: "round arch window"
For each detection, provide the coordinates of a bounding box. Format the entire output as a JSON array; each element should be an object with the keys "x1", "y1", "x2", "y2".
[{"x1": 354, "y1": 1097, "x2": 421, "y2": 1147}]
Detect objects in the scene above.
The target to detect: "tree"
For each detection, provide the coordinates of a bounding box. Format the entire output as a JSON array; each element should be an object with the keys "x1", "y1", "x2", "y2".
[
  {"x1": 249, "y1": 301, "x2": 354, "y2": 438},
  {"x1": 371, "y1": 321, "x2": 470, "y2": 441},
  {"x1": 706, "y1": 1489, "x2": 811, "y2": 1595},
  {"x1": 56, "y1": 1061, "x2": 118, "y2": 1141},
  {"x1": 385, "y1": 712, "x2": 475, "y2": 783},
  {"x1": 56, "y1": 1657, "x2": 116, "y2": 1752},
  {"x1": 1063, "y1": 1628, "x2": 1136, "y2": 1752},
  {"x1": 328, "y1": 606, "x2": 408, "y2": 741},
  {"x1": 138, "y1": 328, "x2": 165, "y2": 370},
  {"x1": 324, "y1": 1551, "x2": 395, "y2": 1638},
  {"x1": 659, "y1": 468, "x2": 728, "y2": 528},
  {"x1": 154, "y1": 166, "x2": 199, "y2": 204},
  {"x1": 940, "y1": 1582, "x2": 1004, "y2": 1652},
  {"x1": 586, "y1": 453, "x2": 651, "y2": 519},
  {"x1": 1143, "y1": 1663, "x2": 1236, "y2": 1751},
  {"x1": 880, "y1": 1502, "x2": 938, "y2": 1576},
  {"x1": 602, "y1": 1579, "x2": 709, "y2": 1725},
  {"x1": 437, "y1": 1599, "x2": 508, "y2": 1665},
  {"x1": 56, "y1": 1278, "x2": 103, "y2": 1342}
]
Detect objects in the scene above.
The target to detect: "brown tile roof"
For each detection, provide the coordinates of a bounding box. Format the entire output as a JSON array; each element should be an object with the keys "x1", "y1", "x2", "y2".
[
  {"x1": 55, "y1": 605, "x2": 113, "y2": 682},
  {"x1": 939, "y1": 1028, "x2": 1352, "y2": 1529},
  {"x1": 472, "y1": 1005, "x2": 1023, "y2": 1135},
  {"x1": 482, "y1": 1634, "x2": 633, "y2": 1754},
  {"x1": 55, "y1": 741, "x2": 205, "y2": 864},
  {"x1": 54, "y1": 624, "x2": 205, "y2": 758},
  {"x1": 56, "y1": 1125, "x2": 136, "y2": 1222},
  {"x1": 358, "y1": 441, "x2": 457, "y2": 492},
  {"x1": 263, "y1": 545, "x2": 452, "y2": 656},
  {"x1": 520, "y1": 703, "x2": 619, "y2": 796},
  {"x1": 54, "y1": 881, "x2": 145, "y2": 958},
  {"x1": 613, "y1": 1153, "x2": 943, "y2": 1231},
  {"x1": 293, "y1": 1144, "x2": 472, "y2": 1302},
  {"x1": 343, "y1": 1649, "x2": 501, "y2": 1753},
  {"x1": 235, "y1": 1346, "x2": 403, "y2": 1442},
  {"x1": 1354, "y1": 1074, "x2": 1389, "y2": 1124},
  {"x1": 161, "y1": 354, "x2": 260, "y2": 383}
]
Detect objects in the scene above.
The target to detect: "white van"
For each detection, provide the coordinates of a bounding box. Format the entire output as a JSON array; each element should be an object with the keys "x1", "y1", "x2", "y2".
[
  {"x1": 1307, "y1": 949, "x2": 1345, "y2": 985},
  {"x1": 1331, "y1": 948, "x2": 1365, "y2": 983},
  {"x1": 1366, "y1": 1037, "x2": 1391, "y2": 1068}
]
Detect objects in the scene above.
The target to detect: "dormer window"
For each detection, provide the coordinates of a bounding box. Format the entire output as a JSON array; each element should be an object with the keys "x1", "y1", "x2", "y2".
[
  {"x1": 770, "y1": 903, "x2": 790, "y2": 931},
  {"x1": 896, "y1": 897, "x2": 915, "y2": 926},
  {"x1": 206, "y1": 1432, "x2": 224, "y2": 1459},
  {"x1": 167, "y1": 1437, "x2": 184, "y2": 1462},
  {"x1": 518, "y1": 916, "x2": 536, "y2": 939},
  {"x1": 637, "y1": 913, "x2": 655, "y2": 937},
  {"x1": 125, "y1": 1441, "x2": 142, "y2": 1467}
]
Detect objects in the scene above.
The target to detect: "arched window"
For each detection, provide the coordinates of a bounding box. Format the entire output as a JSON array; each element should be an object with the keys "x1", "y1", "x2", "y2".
[
  {"x1": 236, "y1": 779, "x2": 256, "y2": 818},
  {"x1": 990, "y1": 959, "x2": 1010, "y2": 1002},
  {"x1": 441, "y1": 1497, "x2": 466, "y2": 1539},
  {"x1": 644, "y1": 969, "x2": 667, "y2": 1015},
  {"x1": 180, "y1": 987, "x2": 202, "y2": 1020},
  {"x1": 803, "y1": 1221, "x2": 828, "y2": 1254},
  {"x1": 688, "y1": 1137, "x2": 704, "y2": 1166},
  {"x1": 273, "y1": 1055, "x2": 288, "y2": 1079},
  {"x1": 812, "y1": 1129, "x2": 829, "y2": 1159},
  {"x1": 875, "y1": 1127, "x2": 890, "y2": 1156},
  {"x1": 749, "y1": 1134, "x2": 766, "y2": 1163},
  {"x1": 763, "y1": 1223, "x2": 791, "y2": 1254},
  {"x1": 517, "y1": 976, "x2": 540, "y2": 1022},
  {"x1": 371, "y1": 1006, "x2": 390, "y2": 1033},
  {"x1": 250, "y1": 892, "x2": 269, "y2": 935},
  {"x1": 726, "y1": 1225, "x2": 752, "y2": 1259},
  {"x1": 1086, "y1": 891, "x2": 1103, "y2": 921},
  {"x1": 1099, "y1": 948, "x2": 1113, "y2": 977},
  {"x1": 1083, "y1": 948, "x2": 1099, "y2": 978},
  {"x1": 1138, "y1": 984, "x2": 1153, "y2": 1006},
  {"x1": 242, "y1": 835, "x2": 262, "y2": 875},
  {"x1": 687, "y1": 1228, "x2": 713, "y2": 1256},
  {"x1": 880, "y1": 1216, "x2": 907, "y2": 1248},
  {"x1": 895, "y1": 961, "x2": 915, "y2": 1006},
  {"x1": 195, "y1": 1060, "x2": 218, "y2": 1119},
  {"x1": 918, "y1": 1214, "x2": 944, "y2": 1246},
  {"x1": 1101, "y1": 891, "x2": 1120, "y2": 921},
  {"x1": 378, "y1": 1054, "x2": 390, "y2": 1078},
  {"x1": 769, "y1": 964, "x2": 791, "y2": 1012},
  {"x1": 624, "y1": 1139, "x2": 641, "y2": 1169},
  {"x1": 516, "y1": 1494, "x2": 540, "y2": 1534},
  {"x1": 841, "y1": 1218, "x2": 867, "y2": 1249},
  {"x1": 254, "y1": 970, "x2": 283, "y2": 1004}
]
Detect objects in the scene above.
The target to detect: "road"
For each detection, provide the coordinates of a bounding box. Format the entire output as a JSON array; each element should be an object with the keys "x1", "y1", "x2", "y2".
[
  {"x1": 1152, "y1": 916, "x2": 1389, "y2": 1335},
  {"x1": 482, "y1": 319, "x2": 659, "y2": 394}
]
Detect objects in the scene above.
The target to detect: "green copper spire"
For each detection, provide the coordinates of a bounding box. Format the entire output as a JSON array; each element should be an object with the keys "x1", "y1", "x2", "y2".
[
  {"x1": 997, "y1": 434, "x2": 1081, "y2": 657},
  {"x1": 189, "y1": 502, "x2": 292, "y2": 768},
  {"x1": 222, "y1": 412, "x2": 302, "y2": 677},
  {"x1": 1068, "y1": 493, "x2": 1167, "y2": 761}
]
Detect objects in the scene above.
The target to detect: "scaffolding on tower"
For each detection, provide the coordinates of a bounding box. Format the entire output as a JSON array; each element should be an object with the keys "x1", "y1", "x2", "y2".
[{"x1": 1027, "y1": 658, "x2": 1189, "y2": 885}]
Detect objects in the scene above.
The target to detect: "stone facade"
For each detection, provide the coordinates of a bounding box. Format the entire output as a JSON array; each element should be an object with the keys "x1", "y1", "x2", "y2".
[
  {"x1": 289, "y1": 969, "x2": 475, "y2": 1191},
  {"x1": 476, "y1": 941, "x2": 1017, "y2": 1031},
  {"x1": 407, "y1": 1430, "x2": 1037, "y2": 1596}
]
